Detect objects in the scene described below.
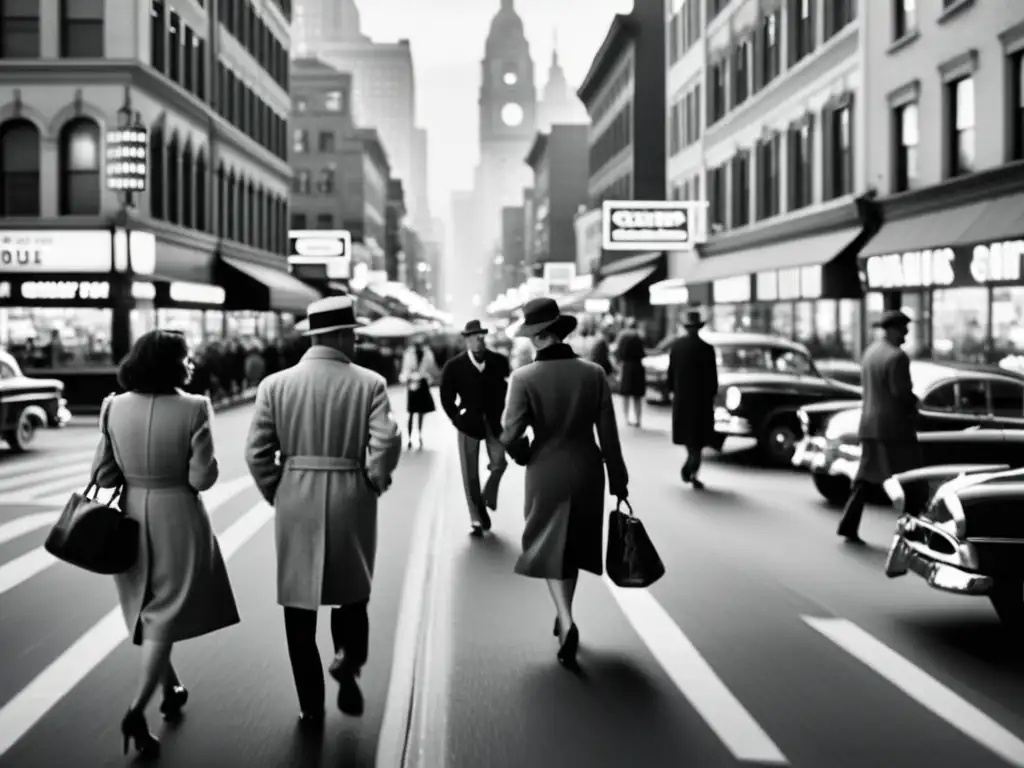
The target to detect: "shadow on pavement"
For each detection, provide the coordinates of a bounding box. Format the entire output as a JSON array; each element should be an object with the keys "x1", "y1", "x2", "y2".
[{"x1": 902, "y1": 614, "x2": 1024, "y2": 676}]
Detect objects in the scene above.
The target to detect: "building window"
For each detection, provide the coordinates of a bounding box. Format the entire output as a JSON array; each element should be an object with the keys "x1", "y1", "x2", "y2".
[
  {"x1": 1, "y1": 0, "x2": 41, "y2": 58},
  {"x1": 707, "y1": 0, "x2": 729, "y2": 23},
  {"x1": 149, "y1": 126, "x2": 164, "y2": 219},
  {"x1": 709, "y1": 60, "x2": 726, "y2": 124},
  {"x1": 316, "y1": 213, "x2": 333, "y2": 229},
  {"x1": 316, "y1": 169, "x2": 335, "y2": 194},
  {"x1": 948, "y1": 76, "x2": 975, "y2": 176},
  {"x1": 1013, "y1": 52, "x2": 1024, "y2": 161},
  {"x1": 318, "y1": 131, "x2": 335, "y2": 152},
  {"x1": 756, "y1": 133, "x2": 780, "y2": 219},
  {"x1": 733, "y1": 39, "x2": 749, "y2": 107},
  {"x1": 59, "y1": 118, "x2": 101, "y2": 215},
  {"x1": 894, "y1": 0, "x2": 916, "y2": 40},
  {"x1": 731, "y1": 151, "x2": 750, "y2": 227},
  {"x1": 789, "y1": 120, "x2": 813, "y2": 209},
  {"x1": 670, "y1": 101, "x2": 681, "y2": 156},
  {"x1": 325, "y1": 90, "x2": 345, "y2": 112},
  {"x1": 292, "y1": 170, "x2": 311, "y2": 194},
  {"x1": 292, "y1": 129, "x2": 308, "y2": 154},
  {"x1": 708, "y1": 163, "x2": 727, "y2": 229},
  {"x1": 894, "y1": 102, "x2": 918, "y2": 191},
  {"x1": 824, "y1": 100, "x2": 854, "y2": 199},
  {"x1": 0, "y1": 119, "x2": 40, "y2": 216},
  {"x1": 824, "y1": 0, "x2": 855, "y2": 41},
  {"x1": 763, "y1": 12, "x2": 780, "y2": 85},
  {"x1": 790, "y1": 0, "x2": 813, "y2": 64},
  {"x1": 59, "y1": 0, "x2": 103, "y2": 57}
]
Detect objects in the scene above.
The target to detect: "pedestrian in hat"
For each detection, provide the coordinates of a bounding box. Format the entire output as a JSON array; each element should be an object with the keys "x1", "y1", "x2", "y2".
[
  {"x1": 667, "y1": 309, "x2": 718, "y2": 489},
  {"x1": 439, "y1": 319, "x2": 510, "y2": 535},
  {"x1": 837, "y1": 309, "x2": 920, "y2": 543},
  {"x1": 399, "y1": 332, "x2": 440, "y2": 449},
  {"x1": 244, "y1": 295, "x2": 403, "y2": 726},
  {"x1": 501, "y1": 298, "x2": 629, "y2": 668},
  {"x1": 613, "y1": 318, "x2": 648, "y2": 427}
]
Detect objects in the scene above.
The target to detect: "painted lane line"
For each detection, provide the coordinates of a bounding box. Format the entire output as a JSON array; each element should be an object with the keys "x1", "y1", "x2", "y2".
[
  {"x1": 0, "y1": 494, "x2": 272, "y2": 757},
  {"x1": 804, "y1": 617, "x2": 1024, "y2": 767},
  {"x1": 0, "y1": 461, "x2": 92, "y2": 496},
  {"x1": 0, "y1": 512, "x2": 60, "y2": 546},
  {"x1": 606, "y1": 581, "x2": 788, "y2": 765},
  {"x1": 0, "y1": 475, "x2": 253, "y2": 598}
]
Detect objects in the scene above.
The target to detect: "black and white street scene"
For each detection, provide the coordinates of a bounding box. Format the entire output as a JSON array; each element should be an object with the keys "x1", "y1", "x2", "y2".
[{"x1": 3, "y1": 0, "x2": 1024, "y2": 766}]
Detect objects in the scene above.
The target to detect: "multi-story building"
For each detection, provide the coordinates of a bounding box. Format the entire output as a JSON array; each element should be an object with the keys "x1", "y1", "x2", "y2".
[
  {"x1": 385, "y1": 179, "x2": 406, "y2": 281},
  {"x1": 411, "y1": 126, "x2": 431, "y2": 233},
  {"x1": 497, "y1": 205, "x2": 526, "y2": 297},
  {"x1": 292, "y1": 0, "x2": 367, "y2": 51},
  {"x1": 288, "y1": 58, "x2": 390, "y2": 271},
  {"x1": 0, "y1": 0, "x2": 317, "y2": 410},
  {"x1": 856, "y1": 0, "x2": 1024, "y2": 366},
  {"x1": 577, "y1": 0, "x2": 668, "y2": 321}
]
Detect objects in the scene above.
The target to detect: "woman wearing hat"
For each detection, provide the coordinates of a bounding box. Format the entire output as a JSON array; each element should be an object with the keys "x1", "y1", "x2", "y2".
[
  {"x1": 399, "y1": 333, "x2": 440, "y2": 448},
  {"x1": 500, "y1": 297, "x2": 630, "y2": 668}
]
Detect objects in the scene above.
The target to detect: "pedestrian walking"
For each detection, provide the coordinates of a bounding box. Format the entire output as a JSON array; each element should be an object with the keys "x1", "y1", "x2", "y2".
[
  {"x1": 88, "y1": 330, "x2": 239, "y2": 759},
  {"x1": 614, "y1": 318, "x2": 647, "y2": 427},
  {"x1": 837, "y1": 310, "x2": 920, "y2": 543},
  {"x1": 439, "y1": 320, "x2": 510, "y2": 536},
  {"x1": 588, "y1": 327, "x2": 614, "y2": 375},
  {"x1": 244, "y1": 295, "x2": 403, "y2": 726},
  {"x1": 668, "y1": 310, "x2": 718, "y2": 490},
  {"x1": 501, "y1": 298, "x2": 629, "y2": 668},
  {"x1": 399, "y1": 333, "x2": 440, "y2": 449}
]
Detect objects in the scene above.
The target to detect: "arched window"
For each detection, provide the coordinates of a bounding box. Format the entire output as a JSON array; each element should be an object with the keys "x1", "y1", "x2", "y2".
[
  {"x1": 59, "y1": 118, "x2": 100, "y2": 215},
  {"x1": 196, "y1": 150, "x2": 207, "y2": 232},
  {"x1": 60, "y1": 0, "x2": 104, "y2": 58},
  {"x1": 181, "y1": 142, "x2": 193, "y2": 229},
  {"x1": 167, "y1": 132, "x2": 179, "y2": 224},
  {"x1": 0, "y1": 120, "x2": 41, "y2": 216}
]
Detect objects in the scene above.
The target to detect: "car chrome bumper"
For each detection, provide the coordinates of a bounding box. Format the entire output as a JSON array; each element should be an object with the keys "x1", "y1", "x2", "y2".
[
  {"x1": 884, "y1": 530, "x2": 993, "y2": 596},
  {"x1": 792, "y1": 436, "x2": 825, "y2": 469},
  {"x1": 714, "y1": 407, "x2": 752, "y2": 436},
  {"x1": 56, "y1": 405, "x2": 72, "y2": 427}
]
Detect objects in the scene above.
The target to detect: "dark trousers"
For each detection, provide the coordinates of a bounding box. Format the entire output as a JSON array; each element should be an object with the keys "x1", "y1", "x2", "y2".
[
  {"x1": 681, "y1": 442, "x2": 704, "y2": 481},
  {"x1": 456, "y1": 424, "x2": 507, "y2": 521},
  {"x1": 283, "y1": 602, "x2": 369, "y2": 713},
  {"x1": 837, "y1": 480, "x2": 871, "y2": 537}
]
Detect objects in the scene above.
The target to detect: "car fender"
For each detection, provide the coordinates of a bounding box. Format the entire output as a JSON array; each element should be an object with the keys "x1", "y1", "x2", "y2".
[{"x1": 17, "y1": 404, "x2": 48, "y2": 426}]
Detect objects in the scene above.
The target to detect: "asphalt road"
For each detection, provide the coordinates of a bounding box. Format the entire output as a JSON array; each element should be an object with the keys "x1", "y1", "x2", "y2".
[
  {"x1": 0, "y1": 389, "x2": 440, "y2": 768},
  {"x1": 414, "y1": 403, "x2": 1024, "y2": 768}
]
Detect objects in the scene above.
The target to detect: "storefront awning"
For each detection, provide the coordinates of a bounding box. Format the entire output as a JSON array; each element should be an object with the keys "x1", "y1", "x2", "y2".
[
  {"x1": 220, "y1": 256, "x2": 322, "y2": 313},
  {"x1": 592, "y1": 266, "x2": 657, "y2": 299},
  {"x1": 556, "y1": 289, "x2": 591, "y2": 311}
]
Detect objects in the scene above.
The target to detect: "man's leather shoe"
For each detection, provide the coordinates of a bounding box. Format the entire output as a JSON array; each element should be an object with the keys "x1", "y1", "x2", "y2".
[
  {"x1": 478, "y1": 505, "x2": 492, "y2": 531},
  {"x1": 298, "y1": 710, "x2": 325, "y2": 729},
  {"x1": 328, "y1": 658, "x2": 364, "y2": 717}
]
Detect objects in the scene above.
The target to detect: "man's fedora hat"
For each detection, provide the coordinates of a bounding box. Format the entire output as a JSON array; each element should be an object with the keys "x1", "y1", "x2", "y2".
[
  {"x1": 515, "y1": 297, "x2": 578, "y2": 339},
  {"x1": 682, "y1": 309, "x2": 705, "y2": 329},
  {"x1": 872, "y1": 309, "x2": 912, "y2": 329},
  {"x1": 295, "y1": 295, "x2": 360, "y2": 336},
  {"x1": 461, "y1": 319, "x2": 488, "y2": 337}
]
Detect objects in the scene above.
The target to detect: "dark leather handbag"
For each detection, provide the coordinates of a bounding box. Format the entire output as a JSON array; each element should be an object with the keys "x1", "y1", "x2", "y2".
[
  {"x1": 44, "y1": 401, "x2": 138, "y2": 575},
  {"x1": 606, "y1": 498, "x2": 665, "y2": 588}
]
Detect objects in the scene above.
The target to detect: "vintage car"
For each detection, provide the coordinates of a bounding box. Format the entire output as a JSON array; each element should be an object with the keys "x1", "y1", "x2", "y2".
[
  {"x1": 793, "y1": 361, "x2": 1024, "y2": 503},
  {"x1": 883, "y1": 463, "x2": 1024, "y2": 629},
  {"x1": 0, "y1": 349, "x2": 71, "y2": 451},
  {"x1": 642, "y1": 332, "x2": 862, "y2": 465}
]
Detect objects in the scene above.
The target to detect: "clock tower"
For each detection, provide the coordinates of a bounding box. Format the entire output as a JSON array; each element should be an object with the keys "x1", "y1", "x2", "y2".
[{"x1": 474, "y1": 0, "x2": 537, "y2": 259}]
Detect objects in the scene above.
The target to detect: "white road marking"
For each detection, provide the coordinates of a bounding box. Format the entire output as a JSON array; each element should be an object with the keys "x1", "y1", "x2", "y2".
[
  {"x1": 605, "y1": 581, "x2": 788, "y2": 764},
  {"x1": 804, "y1": 616, "x2": 1024, "y2": 767},
  {"x1": 0, "y1": 512, "x2": 60, "y2": 546},
  {"x1": 0, "y1": 461, "x2": 92, "y2": 497},
  {"x1": 0, "y1": 493, "x2": 272, "y2": 757},
  {"x1": 0, "y1": 475, "x2": 253, "y2": 598}
]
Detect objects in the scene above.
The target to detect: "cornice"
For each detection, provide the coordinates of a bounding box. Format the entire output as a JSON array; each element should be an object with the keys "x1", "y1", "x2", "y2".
[
  {"x1": 701, "y1": 200, "x2": 863, "y2": 255},
  {"x1": 879, "y1": 161, "x2": 1024, "y2": 222}
]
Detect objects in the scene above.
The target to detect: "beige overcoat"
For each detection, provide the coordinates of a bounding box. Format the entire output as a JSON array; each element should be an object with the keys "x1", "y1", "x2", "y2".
[
  {"x1": 245, "y1": 346, "x2": 403, "y2": 609},
  {"x1": 92, "y1": 392, "x2": 240, "y2": 645}
]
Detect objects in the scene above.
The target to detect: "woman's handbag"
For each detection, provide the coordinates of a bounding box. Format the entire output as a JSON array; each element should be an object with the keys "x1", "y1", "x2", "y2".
[
  {"x1": 605, "y1": 498, "x2": 665, "y2": 588},
  {"x1": 44, "y1": 404, "x2": 138, "y2": 575}
]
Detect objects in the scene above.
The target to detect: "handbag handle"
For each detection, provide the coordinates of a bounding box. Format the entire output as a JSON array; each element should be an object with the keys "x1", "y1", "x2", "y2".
[
  {"x1": 615, "y1": 497, "x2": 634, "y2": 517},
  {"x1": 84, "y1": 394, "x2": 124, "y2": 504}
]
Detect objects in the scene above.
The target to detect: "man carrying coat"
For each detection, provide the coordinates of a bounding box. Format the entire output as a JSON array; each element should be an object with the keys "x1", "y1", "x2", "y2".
[
  {"x1": 837, "y1": 309, "x2": 920, "y2": 543},
  {"x1": 667, "y1": 310, "x2": 719, "y2": 489},
  {"x1": 245, "y1": 295, "x2": 402, "y2": 726},
  {"x1": 440, "y1": 319, "x2": 509, "y2": 536}
]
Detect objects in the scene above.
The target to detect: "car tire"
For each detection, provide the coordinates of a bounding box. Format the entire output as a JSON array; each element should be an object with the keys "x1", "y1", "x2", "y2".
[
  {"x1": 759, "y1": 416, "x2": 800, "y2": 466},
  {"x1": 4, "y1": 408, "x2": 38, "y2": 453},
  {"x1": 813, "y1": 473, "x2": 851, "y2": 506},
  {"x1": 989, "y1": 580, "x2": 1024, "y2": 631}
]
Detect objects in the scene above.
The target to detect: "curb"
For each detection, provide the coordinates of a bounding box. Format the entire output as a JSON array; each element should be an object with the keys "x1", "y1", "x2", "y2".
[{"x1": 375, "y1": 441, "x2": 455, "y2": 768}]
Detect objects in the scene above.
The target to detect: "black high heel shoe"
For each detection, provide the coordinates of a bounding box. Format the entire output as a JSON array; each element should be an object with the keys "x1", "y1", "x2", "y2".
[
  {"x1": 121, "y1": 708, "x2": 160, "y2": 758},
  {"x1": 160, "y1": 685, "x2": 188, "y2": 719},
  {"x1": 557, "y1": 624, "x2": 579, "y2": 667},
  {"x1": 553, "y1": 617, "x2": 560, "y2": 636}
]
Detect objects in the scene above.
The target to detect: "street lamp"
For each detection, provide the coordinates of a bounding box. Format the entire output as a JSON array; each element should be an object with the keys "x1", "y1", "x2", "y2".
[{"x1": 106, "y1": 105, "x2": 148, "y2": 206}]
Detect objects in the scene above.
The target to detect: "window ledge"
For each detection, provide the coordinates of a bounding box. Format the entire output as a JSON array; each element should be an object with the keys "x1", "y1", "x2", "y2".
[
  {"x1": 887, "y1": 30, "x2": 920, "y2": 56},
  {"x1": 938, "y1": 0, "x2": 975, "y2": 25}
]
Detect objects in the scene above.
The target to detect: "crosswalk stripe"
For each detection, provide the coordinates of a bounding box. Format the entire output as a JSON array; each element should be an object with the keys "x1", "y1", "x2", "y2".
[
  {"x1": 0, "y1": 512, "x2": 60, "y2": 546},
  {"x1": 804, "y1": 616, "x2": 1024, "y2": 766},
  {"x1": 0, "y1": 493, "x2": 273, "y2": 757},
  {"x1": 0, "y1": 475, "x2": 254, "y2": 598},
  {"x1": 0, "y1": 461, "x2": 92, "y2": 497}
]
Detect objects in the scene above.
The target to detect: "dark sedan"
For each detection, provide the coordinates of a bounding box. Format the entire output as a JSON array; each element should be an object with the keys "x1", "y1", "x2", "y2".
[{"x1": 0, "y1": 349, "x2": 71, "y2": 451}]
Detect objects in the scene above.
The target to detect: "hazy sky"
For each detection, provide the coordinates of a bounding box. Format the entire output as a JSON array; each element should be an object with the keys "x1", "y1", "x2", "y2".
[{"x1": 357, "y1": 0, "x2": 633, "y2": 223}]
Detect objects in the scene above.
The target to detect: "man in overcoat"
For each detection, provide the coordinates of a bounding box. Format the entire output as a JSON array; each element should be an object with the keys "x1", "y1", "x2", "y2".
[
  {"x1": 837, "y1": 310, "x2": 920, "y2": 543},
  {"x1": 439, "y1": 320, "x2": 509, "y2": 536},
  {"x1": 667, "y1": 310, "x2": 718, "y2": 489},
  {"x1": 245, "y1": 295, "x2": 402, "y2": 725}
]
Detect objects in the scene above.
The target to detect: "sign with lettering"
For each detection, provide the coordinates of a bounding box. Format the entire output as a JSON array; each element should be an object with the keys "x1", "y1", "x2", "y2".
[
  {"x1": 0, "y1": 231, "x2": 114, "y2": 273},
  {"x1": 863, "y1": 249, "x2": 955, "y2": 289},
  {"x1": 288, "y1": 229, "x2": 351, "y2": 280},
  {"x1": 862, "y1": 239, "x2": 1024, "y2": 291},
  {"x1": 602, "y1": 200, "x2": 709, "y2": 251}
]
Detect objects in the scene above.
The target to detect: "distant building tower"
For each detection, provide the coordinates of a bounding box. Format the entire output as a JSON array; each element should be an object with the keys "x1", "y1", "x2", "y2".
[{"x1": 537, "y1": 31, "x2": 589, "y2": 130}]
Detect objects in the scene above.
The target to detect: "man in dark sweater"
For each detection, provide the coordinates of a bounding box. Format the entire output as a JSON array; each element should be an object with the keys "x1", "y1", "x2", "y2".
[{"x1": 440, "y1": 320, "x2": 510, "y2": 536}]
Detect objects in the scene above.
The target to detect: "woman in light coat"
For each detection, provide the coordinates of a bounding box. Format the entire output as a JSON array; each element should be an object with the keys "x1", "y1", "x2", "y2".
[
  {"x1": 399, "y1": 333, "x2": 440, "y2": 448},
  {"x1": 91, "y1": 330, "x2": 239, "y2": 758},
  {"x1": 500, "y1": 297, "x2": 629, "y2": 668}
]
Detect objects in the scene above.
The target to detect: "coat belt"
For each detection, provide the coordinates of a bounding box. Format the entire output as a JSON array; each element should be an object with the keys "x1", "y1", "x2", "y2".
[{"x1": 283, "y1": 455, "x2": 363, "y2": 472}]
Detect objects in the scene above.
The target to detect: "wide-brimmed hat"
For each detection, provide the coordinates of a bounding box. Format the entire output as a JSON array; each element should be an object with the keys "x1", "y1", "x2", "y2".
[
  {"x1": 461, "y1": 320, "x2": 488, "y2": 337},
  {"x1": 682, "y1": 309, "x2": 705, "y2": 329},
  {"x1": 296, "y1": 295, "x2": 360, "y2": 336},
  {"x1": 872, "y1": 309, "x2": 912, "y2": 329},
  {"x1": 515, "y1": 297, "x2": 578, "y2": 339}
]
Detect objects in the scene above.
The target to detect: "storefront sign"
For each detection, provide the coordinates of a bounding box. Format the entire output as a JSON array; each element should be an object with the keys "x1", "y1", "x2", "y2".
[
  {"x1": 969, "y1": 240, "x2": 1024, "y2": 283},
  {"x1": 169, "y1": 281, "x2": 225, "y2": 306},
  {"x1": 105, "y1": 126, "x2": 149, "y2": 192},
  {"x1": 712, "y1": 275, "x2": 751, "y2": 304},
  {"x1": 602, "y1": 201, "x2": 709, "y2": 251},
  {"x1": 649, "y1": 279, "x2": 689, "y2": 306},
  {"x1": 0, "y1": 230, "x2": 116, "y2": 274},
  {"x1": 863, "y1": 239, "x2": 1024, "y2": 291},
  {"x1": 0, "y1": 278, "x2": 155, "y2": 304},
  {"x1": 288, "y1": 230, "x2": 352, "y2": 279}
]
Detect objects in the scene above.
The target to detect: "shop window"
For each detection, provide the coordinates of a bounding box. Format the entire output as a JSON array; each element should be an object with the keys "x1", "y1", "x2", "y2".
[
  {"x1": 923, "y1": 382, "x2": 956, "y2": 411},
  {"x1": 2, "y1": 308, "x2": 113, "y2": 369},
  {"x1": 0, "y1": 119, "x2": 41, "y2": 216},
  {"x1": 932, "y1": 287, "x2": 987, "y2": 362},
  {"x1": 893, "y1": 102, "x2": 918, "y2": 192},
  {"x1": 1, "y1": 0, "x2": 41, "y2": 58},
  {"x1": 1010, "y1": 51, "x2": 1023, "y2": 161},
  {"x1": 131, "y1": 309, "x2": 158, "y2": 343},
  {"x1": 990, "y1": 380, "x2": 1024, "y2": 418},
  {"x1": 58, "y1": 118, "x2": 101, "y2": 215},
  {"x1": 790, "y1": 0, "x2": 813, "y2": 64},
  {"x1": 947, "y1": 76, "x2": 975, "y2": 177},
  {"x1": 60, "y1": 0, "x2": 103, "y2": 57},
  {"x1": 893, "y1": 0, "x2": 916, "y2": 40},
  {"x1": 991, "y1": 286, "x2": 1024, "y2": 366}
]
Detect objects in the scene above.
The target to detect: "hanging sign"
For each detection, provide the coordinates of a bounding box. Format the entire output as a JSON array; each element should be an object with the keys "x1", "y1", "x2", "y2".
[
  {"x1": 105, "y1": 125, "x2": 149, "y2": 191},
  {"x1": 602, "y1": 200, "x2": 709, "y2": 251}
]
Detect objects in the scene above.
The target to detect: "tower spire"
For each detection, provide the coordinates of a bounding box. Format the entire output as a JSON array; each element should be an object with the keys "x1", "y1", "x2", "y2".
[{"x1": 552, "y1": 28, "x2": 559, "y2": 66}]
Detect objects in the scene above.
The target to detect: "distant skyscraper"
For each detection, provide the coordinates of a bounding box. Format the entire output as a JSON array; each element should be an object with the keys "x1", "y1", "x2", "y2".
[
  {"x1": 293, "y1": 0, "x2": 368, "y2": 52},
  {"x1": 411, "y1": 127, "x2": 431, "y2": 234},
  {"x1": 537, "y1": 32, "x2": 589, "y2": 131}
]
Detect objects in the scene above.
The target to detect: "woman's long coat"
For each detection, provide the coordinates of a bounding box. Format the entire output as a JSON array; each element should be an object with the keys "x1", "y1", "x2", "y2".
[
  {"x1": 245, "y1": 346, "x2": 403, "y2": 609},
  {"x1": 92, "y1": 392, "x2": 240, "y2": 645},
  {"x1": 500, "y1": 344, "x2": 629, "y2": 579}
]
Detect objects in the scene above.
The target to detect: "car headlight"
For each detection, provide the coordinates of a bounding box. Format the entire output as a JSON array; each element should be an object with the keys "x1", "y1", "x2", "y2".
[
  {"x1": 824, "y1": 408, "x2": 860, "y2": 440},
  {"x1": 882, "y1": 477, "x2": 905, "y2": 514},
  {"x1": 724, "y1": 386, "x2": 742, "y2": 411}
]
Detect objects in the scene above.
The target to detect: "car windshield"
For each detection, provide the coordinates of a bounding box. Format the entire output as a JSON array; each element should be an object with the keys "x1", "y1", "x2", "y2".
[{"x1": 716, "y1": 345, "x2": 818, "y2": 376}]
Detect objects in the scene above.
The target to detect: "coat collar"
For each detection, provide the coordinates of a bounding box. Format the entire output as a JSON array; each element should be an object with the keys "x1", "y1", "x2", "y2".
[
  {"x1": 302, "y1": 345, "x2": 352, "y2": 364},
  {"x1": 535, "y1": 343, "x2": 577, "y2": 362}
]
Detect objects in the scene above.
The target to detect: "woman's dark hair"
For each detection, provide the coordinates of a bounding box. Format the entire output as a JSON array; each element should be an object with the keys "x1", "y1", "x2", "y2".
[{"x1": 117, "y1": 330, "x2": 190, "y2": 394}]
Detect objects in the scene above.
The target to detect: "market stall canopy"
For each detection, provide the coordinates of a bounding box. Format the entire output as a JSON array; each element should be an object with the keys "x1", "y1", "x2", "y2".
[
  {"x1": 219, "y1": 256, "x2": 322, "y2": 313},
  {"x1": 356, "y1": 316, "x2": 419, "y2": 339}
]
